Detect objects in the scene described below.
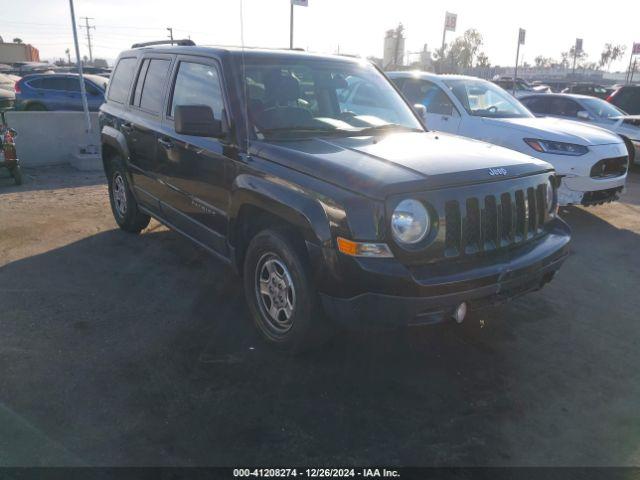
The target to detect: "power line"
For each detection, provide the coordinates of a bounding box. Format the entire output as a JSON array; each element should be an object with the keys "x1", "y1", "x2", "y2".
[{"x1": 80, "y1": 17, "x2": 95, "y2": 63}]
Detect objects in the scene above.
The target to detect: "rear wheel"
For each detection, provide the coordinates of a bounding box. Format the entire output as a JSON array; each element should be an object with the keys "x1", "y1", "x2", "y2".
[
  {"x1": 107, "y1": 156, "x2": 150, "y2": 233},
  {"x1": 243, "y1": 228, "x2": 332, "y2": 353}
]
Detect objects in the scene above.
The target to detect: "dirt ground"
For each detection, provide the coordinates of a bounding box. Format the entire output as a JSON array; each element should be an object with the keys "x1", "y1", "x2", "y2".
[{"x1": 1, "y1": 165, "x2": 639, "y2": 466}]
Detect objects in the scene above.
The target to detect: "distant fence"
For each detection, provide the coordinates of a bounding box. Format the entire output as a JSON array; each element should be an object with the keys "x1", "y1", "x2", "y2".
[{"x1": 6, "y1": 111, "x2": 100, "y2": 168}]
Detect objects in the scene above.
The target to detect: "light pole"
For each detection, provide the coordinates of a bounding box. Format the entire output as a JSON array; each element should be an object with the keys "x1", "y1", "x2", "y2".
[
  {"x1": 289, "y1": 3, "x2": 294, "y2": 49},
  {"x1": 68, "y1": 0, "x2": 92, "y2": 135}
]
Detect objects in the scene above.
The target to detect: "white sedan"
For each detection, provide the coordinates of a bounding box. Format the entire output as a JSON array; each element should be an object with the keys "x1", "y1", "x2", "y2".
[
  {"x1": 520, "y1": 93, "x2": 640, "y2": 165},
  {"x1": 387, "y1": 72, "x2": 629, "y2": 206}
]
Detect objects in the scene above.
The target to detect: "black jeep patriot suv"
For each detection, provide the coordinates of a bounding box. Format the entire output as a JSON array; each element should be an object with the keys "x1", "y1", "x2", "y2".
[{"x1": 100, "y1": 41, "x2": 571, "y2": 351}]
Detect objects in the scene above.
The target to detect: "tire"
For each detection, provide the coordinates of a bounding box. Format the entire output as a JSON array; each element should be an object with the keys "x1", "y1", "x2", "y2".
[
  {"x1": 107, "y1": 155, "x2": 150, "y2": 233},
  {"x1": 243, "y1": 228, "x2": 332, "y2": 353},
  {"x1": 11, "y1": 165, "x2": 23, "y2": 185},
  {"x1": 26, "y1": 103, "x2": 46, "y2": 111},
  {"x1": 621, "y1": 136, "x2": 636, "y2": 166}
]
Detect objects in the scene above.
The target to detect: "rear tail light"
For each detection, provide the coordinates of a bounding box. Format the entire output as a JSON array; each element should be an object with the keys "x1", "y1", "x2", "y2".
[{"x1": 14, "y1": 81, "x2": 21, "y2": 94}]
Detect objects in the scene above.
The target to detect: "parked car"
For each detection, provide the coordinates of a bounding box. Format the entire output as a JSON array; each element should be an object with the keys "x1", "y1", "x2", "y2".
[
  {"x1": 562, "y1": 83, "x2": 613, "y2": 99},
  {"x1": 100, "y1": 43, "x2": 570, "y2": 351},
  {"x1": 521, "y1": 93, "x2": 640, "y2": 164},
  {"x1": 530, "y1": 81, "x2": 552, "y2": 94},
  {"x1": 389, "y1": 72, "x2": 629, "y2": 206},
  {"x1": 0, "y1": 73, "x2": 17, "y2": 92},
  {"x1": 492, "y1": 77, "x2": 536, "y2": 98},
  {"x1": 15, "y1": 73, "x2": 108, "y2": 111},
  {"x1": 607, "y1": 85, "x2": 640, "y2": 115}
]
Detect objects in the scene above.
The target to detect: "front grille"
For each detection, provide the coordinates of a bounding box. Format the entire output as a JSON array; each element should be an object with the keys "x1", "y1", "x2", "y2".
[
  {"x1": 444, "y1": 183, "x2": 549, "y2": 258},
  {"x1": 590, "y1": 156, "x2": 628, "y2": 178}
]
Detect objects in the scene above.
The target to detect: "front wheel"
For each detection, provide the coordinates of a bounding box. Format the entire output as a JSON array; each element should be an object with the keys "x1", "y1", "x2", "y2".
[
  {"x1": 107, "y1": 156, "x2": 150, "y2": 233},
  {"x1": 243, "y1": 228, "x2": 332, "y2": 353},
  {"x1": 11, "y1": 165, "x2": 23, "y2": 185}
]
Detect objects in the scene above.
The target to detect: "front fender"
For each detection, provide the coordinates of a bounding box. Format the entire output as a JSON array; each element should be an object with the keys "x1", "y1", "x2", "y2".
[{"x1": 229, "y1": 173, "x2": 332, "y2": 247}]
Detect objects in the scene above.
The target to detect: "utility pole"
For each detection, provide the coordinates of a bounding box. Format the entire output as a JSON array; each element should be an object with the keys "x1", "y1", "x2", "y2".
[
  {"x1": 167, "y1": 27, "x2": 174, "y2": 45},
  {"x1": 65, "y1": 48, "x2": 71, "y2": 65},
  {"x1": 513, "y1": 29, "x2": 525, "y2": 96},
  {"x1": 80, "y1": 17, "x2": 95, "y2": 64}
]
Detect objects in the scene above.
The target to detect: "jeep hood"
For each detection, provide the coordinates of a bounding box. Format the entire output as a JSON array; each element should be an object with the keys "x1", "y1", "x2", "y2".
[
  {"x1": 481, "y1": 116, "x2": 622, "y2": 146},
  {"x1": 252, "y1": 131, "x2": 552, "y2": 199}
]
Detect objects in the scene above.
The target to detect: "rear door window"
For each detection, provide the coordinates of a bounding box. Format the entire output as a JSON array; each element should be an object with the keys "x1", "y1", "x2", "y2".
[
  {"x1": 136, "y1": 59, "x2": 171, "y2": 114},
  {"x1": 108, "y1": 57, "x2": 137, "y2": 103},
  {"x1": 29, "y1": 77, "x2": 68, "y2": 91}
]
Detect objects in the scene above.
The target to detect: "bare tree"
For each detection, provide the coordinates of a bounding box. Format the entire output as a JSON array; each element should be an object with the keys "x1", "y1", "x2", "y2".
[
  {"x1": 534, "y1": 55, "x2": 555, "y2": 68},
  {"x1": 599, "y1": 43, "x2": 627, "y2": 72}
]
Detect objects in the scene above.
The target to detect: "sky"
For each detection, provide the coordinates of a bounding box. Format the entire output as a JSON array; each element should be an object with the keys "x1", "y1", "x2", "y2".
[{"x1": 2, "y1": 0, "x2": 638, "y2": 71}]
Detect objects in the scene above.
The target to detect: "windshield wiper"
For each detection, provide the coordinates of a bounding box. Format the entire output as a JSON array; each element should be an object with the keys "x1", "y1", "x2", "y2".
[
  {"x1": 352, "y1": 124, "x2": 423, "y2": 136},
  {"x1": 260, "y1": 126, "x2": 350, "y2": 136}
]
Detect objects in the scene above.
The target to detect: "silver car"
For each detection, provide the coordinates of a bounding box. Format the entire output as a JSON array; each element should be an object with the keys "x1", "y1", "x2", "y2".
[{"x1": 521, "y1": 93, "x2": 640, "y2": 164}]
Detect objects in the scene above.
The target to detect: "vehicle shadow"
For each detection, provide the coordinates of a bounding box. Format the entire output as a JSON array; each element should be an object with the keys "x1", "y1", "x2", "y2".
[{"x1": 1, "y1": 209, "x2": 640, "y2": 467}]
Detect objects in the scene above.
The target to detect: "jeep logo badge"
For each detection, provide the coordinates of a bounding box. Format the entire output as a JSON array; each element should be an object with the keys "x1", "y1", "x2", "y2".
[{"x1": 489, "y1": 168, "x2": 508, "y2": 176}]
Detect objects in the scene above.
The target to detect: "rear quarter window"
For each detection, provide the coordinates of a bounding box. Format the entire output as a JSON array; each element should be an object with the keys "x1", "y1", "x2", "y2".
[{"x1": 108, "y1": 57, "x2": 138, "y2": 104}]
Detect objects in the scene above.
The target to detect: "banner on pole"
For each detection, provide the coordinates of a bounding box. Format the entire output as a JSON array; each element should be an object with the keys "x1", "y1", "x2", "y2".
[
  {"x1": 633, "y1": 43, "x2": 640, "y2": 55},
  {"x1": 575, "y1": 38, "x2": 583, "y2": 53},
  {"x1": 292, "y1": 0, "x2": 308, "y2": 6},
  {"x1": 444, "y1": 12, "x2": 457, "y2": 32},
  {"x1": 518, "y1": 28, "x2": 526, "y2": 45}
]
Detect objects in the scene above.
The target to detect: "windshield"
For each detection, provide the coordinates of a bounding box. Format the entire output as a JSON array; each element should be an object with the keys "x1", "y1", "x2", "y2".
[
  {"x1": 238, "y1": 57, "x2": 423, "y2": 138},
  {"x1": 581, "y1": 97, "x2": 625, "y2": 118},
  {"x1": 444, "y1": 78, "x2": 533, "y2": 119}
]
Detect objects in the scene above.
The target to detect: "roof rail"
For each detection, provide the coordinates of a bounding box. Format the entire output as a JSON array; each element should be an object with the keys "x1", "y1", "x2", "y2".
[{"x1": 131, "y1": 39, "x2": 196, "y2": 49}]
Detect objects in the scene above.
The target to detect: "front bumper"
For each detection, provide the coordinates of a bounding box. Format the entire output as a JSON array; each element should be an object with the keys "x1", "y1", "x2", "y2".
[
  {"x1": 320, "y1": 218, "x2": 571, "y2": 328},
  {"x1": 539, "y1": 143, "x2": 629, "y2": 206}
]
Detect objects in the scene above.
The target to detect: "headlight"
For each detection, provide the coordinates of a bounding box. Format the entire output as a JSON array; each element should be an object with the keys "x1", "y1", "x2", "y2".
[
  {"x1": 524, "y1": 138, "x2": 589, "y2": 156},
  {"x1": 546, "y1": 178, "x2": 555, "y2": 213},
  {"x1": 391, "y1": 199, "x2": 430, "y2": 245}
]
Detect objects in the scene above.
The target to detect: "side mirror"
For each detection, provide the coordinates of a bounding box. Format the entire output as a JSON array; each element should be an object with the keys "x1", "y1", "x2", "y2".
[
  {"x1": 413, "y1": 103, "x2": 426, "y2": 117},
  {"x1": 174, "y1": 105, "x2": 223, "y2": 137},
  {"x1": 576, "y1": 110, "x2": 591, "y2": 120}
]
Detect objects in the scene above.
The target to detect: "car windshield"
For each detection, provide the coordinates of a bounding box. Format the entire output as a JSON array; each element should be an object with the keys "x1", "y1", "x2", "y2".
[
  {"x1": 237, "y1": 56, "x2": 423, "y2": 139},
  {"x1": 581, "y1": 97, "x2": 625, "y2": 118},
  {"x1": 444, "y1": 78, "x2": 533, "y2": 118}
]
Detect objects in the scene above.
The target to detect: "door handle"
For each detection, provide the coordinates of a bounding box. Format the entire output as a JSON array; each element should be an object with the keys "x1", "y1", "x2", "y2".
[
  {"x1": 441, "y1": 116, "x2": 449, "y2": 121},
  {"x1": 158, "y1": 138, "x2": 174, "y2": 149}
]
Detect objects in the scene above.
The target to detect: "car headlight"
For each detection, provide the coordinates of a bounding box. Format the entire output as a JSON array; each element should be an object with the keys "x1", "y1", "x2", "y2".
[
  {"x1": 391, "y1": 199, "x2": 430, "y2": 245},
  {"x1": 546, "y1": 178, "x2": 555, "y2": 213},
  {"x1": 524, "y1": 138, "x2": 589, "y2": 156}
]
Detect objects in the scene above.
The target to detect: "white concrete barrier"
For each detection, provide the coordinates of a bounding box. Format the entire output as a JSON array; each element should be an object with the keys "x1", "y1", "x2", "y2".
[{"x1": 5, "y1": 111, "x2": 101, "y2": 170}]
